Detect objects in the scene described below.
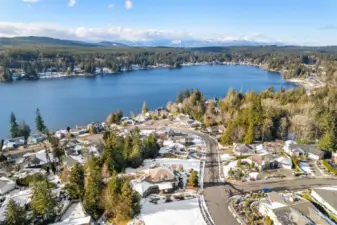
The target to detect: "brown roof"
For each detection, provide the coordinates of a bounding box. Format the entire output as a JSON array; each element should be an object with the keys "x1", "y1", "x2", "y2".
[{"x1": 148, "y1": 167, "x2": 175, "y2": 183}]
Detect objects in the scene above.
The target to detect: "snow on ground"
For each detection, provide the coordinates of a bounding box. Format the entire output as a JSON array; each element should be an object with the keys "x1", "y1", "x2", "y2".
[
  {"x1": 126, "y1": 158, "x2": 200, "y2": 175},
  {"x1": 299, "y1": 161, "x2": 314, "y2": 175},
  {"x1": 221, "y1": 154, "x2": 234, "y2": 161},
  {"x1": 223, "y1": 160, "x2": 237, "y2": 177},
  {"x1": 139, "y1": 197, "x2": 206, "y2": 225}
]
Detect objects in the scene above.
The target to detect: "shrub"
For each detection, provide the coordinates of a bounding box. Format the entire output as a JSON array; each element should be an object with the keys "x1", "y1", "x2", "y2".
[{"x1": 322, "y1": 160, "x2": 337, "y2": 175}]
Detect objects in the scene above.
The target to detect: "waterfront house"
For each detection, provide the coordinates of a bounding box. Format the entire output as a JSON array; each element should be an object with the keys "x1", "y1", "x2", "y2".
[
  {"x1": 28, "y1": 134, "x2": 47, "y2": 144},
  {"x1": 2, "y1": 137, "x2": 26, "y2": 151}
]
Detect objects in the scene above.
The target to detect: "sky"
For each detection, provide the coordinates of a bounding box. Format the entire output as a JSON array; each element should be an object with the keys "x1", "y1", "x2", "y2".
[{"x1": 0, "y1": 0, "x2": 337, "y2": 45}]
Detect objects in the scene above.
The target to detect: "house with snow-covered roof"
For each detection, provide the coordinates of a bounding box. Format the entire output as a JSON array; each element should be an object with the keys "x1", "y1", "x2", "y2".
[
  {"x1": 0, "y1": 177, "x2": 16, "y2": 195},
  {"x1": 51, "y1": 201, "x2": 92, "y2": 225}
]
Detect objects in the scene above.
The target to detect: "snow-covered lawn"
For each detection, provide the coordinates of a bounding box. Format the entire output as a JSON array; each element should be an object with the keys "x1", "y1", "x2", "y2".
[
  {"x1": 220, "y1": 154, "x2": 234, "y2": 161},
  {"x1": 139, "y1": 197, "x2": 206, "y2": 225}
]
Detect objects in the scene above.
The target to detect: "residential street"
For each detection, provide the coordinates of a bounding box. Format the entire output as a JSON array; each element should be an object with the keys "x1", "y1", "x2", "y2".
[
  {"x1": 181, "y1": 128, "x2": 337, "y2": 225},
  {"x1": 136, "y1": 122, "x2": 337, "y2": 225}
]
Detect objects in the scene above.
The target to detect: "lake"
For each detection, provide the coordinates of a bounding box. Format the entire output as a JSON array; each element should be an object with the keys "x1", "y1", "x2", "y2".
[{"x1": 0, "y1": 65, "x2": 297, "y2": 138}]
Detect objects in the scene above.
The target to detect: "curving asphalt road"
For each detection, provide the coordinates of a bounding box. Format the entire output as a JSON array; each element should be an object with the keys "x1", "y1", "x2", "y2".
[{"x1": 139, "y1": 122, "x2": 337, "y2": 225}]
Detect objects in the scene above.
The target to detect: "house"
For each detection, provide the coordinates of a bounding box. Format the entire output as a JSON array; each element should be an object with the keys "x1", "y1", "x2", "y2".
[
  {"x1": 55, "y1": 130, "x2": 68, "y2": 139},
  {"x1": 158, "y1": 143, "x2": 188, "y2": 159},
  {"x1": 21, "y1": 149, "x2": 55, "y2": 168},
  {"x1": 249, "y1": 153, "x2": 279, "y2": 171},
  {"x1": 64, "y1": 155, "x2": 84, "y2": 169},
  {"x1": 311, "y1": 186, "x2": 337, "y2": 217},
  {"x1": 132, "y1": 167, "x2": 178, "y2": 197},
  {"x1": 28, "y1": 134, "x2": 47, "y2": 144},
  {"x1": 2, "y1": 137, "x2": 26, "y2": 151},
  {"x1": 13, "y1": 168, "x2": 46, "y2": 179},
  {"x1": 233, "y1": 143, "x2": 256, "y2": 156},
  {"x1": 148, "y1": 167, "x2": 175, "y2": 183},
  {"x1": 51, "y1": 201, "x2": 92, "y2": 225},
  {"x1": 70, "y1": 126, "x2": 89, "y2": 136},
  {"x1": 130, "y1": 179, "x2": 158, "y2": 197},
  {"x1": 259, "y1": 192, "x2": 331, "y2": 225},
  {"x1": 0, "y1": 177, "x2": 16, "y2": 195},
  {"x1": 218, "y1": 125, "x2": 226, "y2": 134},
  {"x1": 333, "y1": 153, "x2": 337, "y2": 164},
  {"x1": 0, "y1": 189, "x2": 32, "y2": 223},
  {"x1": 275, "y1": 156, "x2": 293, "y2": 170},
  {"x1": 207, "y1": 126, "x2": 219, "y2": 134},
  {"x1": 284, "y1": 141, "x2": 325, "y2": 160}
]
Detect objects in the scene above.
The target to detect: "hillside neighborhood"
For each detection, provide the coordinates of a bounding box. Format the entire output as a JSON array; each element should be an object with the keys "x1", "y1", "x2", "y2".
[{"x1": 1, "y1": 103, "x2": 337, "y2": 225}]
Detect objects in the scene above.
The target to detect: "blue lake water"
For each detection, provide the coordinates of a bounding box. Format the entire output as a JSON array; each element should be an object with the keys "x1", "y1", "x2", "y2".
[{"x1": 0, "y1": 65, "x2": 297, "y2": 138}]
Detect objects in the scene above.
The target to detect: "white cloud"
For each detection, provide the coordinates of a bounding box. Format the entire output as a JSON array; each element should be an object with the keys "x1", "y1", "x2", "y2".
[
  {"x1": 23, "y1": 0, "x2": 39, "y2": 2},
  {"x1": 68, "y1": 0, "x2": 77, "y2": 7},
  {"x1": 108, "y1": 4, "x2": 115, "y2": 9},
  {"x1": 125, "y1": 0, "x2": 133, "y2": 9},
  {"x1": 0, "y1": 21, "x2": 283, "y2": 45}
]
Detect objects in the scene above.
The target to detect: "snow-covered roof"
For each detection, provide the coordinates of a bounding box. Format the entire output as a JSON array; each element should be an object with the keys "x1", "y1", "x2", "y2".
[
  {"x1": 0, "y1": 189, "x2": 33, "y2": 221},
  {"x1": 131, "y1": 180, "x2": 155, "y2": 196},
  {"x1": 157, "y1": 182, "x2": 173, "y2": 190},
  {"x1": 51, "y1": 202, "x2": 91, "y2": 225},
  {"x1": 13, "y1": 168, "x2": 46, "y2": 179},
  {"x1": 0, "y1": 177, "x2": 15, "y2": 189}
]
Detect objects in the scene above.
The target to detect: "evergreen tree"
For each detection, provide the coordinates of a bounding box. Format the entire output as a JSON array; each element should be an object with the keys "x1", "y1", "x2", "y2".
[
  {"x1": 17, "y1": 121, "x2": 31, "y2": 140},
  {"x1": 35, "y1": 108, "x2": 46, "y2": 133},
  {"x1": 176, "y1": 90, "x2": 184, "y2": 103},
  {"x1": 142, "y1": 101, "x2": 149, "y2": 114},
  {"x1": 220, "y1": 123, "x2": 233, "y2": 145},
  {"x1": 262, "y1": 118, "x2": 273, "y2": 141},
  {"x1": 83, "y1": 157, "x2": 103, "y2": 219},
  {"x1": 318, "y1": 129, "x2": 336, "y2": 152},
  {"x1": 104, "y1": 172, "x2": 121, "y2": 216},
  {"x1": 116, "y1": 179, "x2": 140, "y2": 222},
  {"x1": 9, "y1": 112, "x2": 19, "y2": 138},
  {"x1": 142, "y1": 134, "x2": 160, "y2": 159},
  {"x1": 30, "y1": 179, "x2": 57, "y2": 223},
  {"x1": 104, "y1": 130, "x2": 125, "y2": 172},
  {"x1": 4, "y1": 200, "x2": 26, "y2": 225},
  {"x1": 279, "y1": 117, "x2": 290, "y2": 140},
  {"x1": 188, "y1": 170, "x2": 198, "y2": 187},
  {"x1": 244, "y1": 123, "x2": 254, "y2": 144},
  {"x1": 184, "y1": 89, "x2": 190, "y2": 98},
  {"x1": 123, "y1": 135, "x2": 132, "y2": 163},
  {"x1": 65, "y1": 163, "x2": 84, "y2": 199},
  {"x1": 129, "y1": 131, "x2": 143, "y2": 168}
]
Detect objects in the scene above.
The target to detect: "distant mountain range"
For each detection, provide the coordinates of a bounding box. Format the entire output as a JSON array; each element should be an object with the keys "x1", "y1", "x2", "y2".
[
  {"x1": 0, "y1": 36, "x2": 283, "y2": 47},
  {"x1": 0, "y1": 36, "x2": 127, "y2": 47}
]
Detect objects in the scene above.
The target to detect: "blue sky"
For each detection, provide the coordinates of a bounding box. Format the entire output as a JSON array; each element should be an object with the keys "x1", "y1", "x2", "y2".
[{"x1": 0, "y1": 0, "x2": 337, "y2": 45}]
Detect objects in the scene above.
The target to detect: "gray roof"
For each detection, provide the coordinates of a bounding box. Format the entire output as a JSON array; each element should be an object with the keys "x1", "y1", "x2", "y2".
[
  {"x1": 312, "y1": 188, "x2": 337, "y2": 211},
  {"x1": 289, "y1": 144, "x2": 324, "y2": 156},
  {"x1": 64, "y1": 156, "x2": 78, "y2": 168}
]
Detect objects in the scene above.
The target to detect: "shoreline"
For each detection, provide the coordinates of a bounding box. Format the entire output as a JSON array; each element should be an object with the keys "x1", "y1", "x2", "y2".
[{"x1": 6, "y1": 62, "x2": 300, "y2": 84}]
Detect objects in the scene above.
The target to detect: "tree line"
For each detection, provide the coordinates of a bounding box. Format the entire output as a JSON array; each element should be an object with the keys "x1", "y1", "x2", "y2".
[
  {"x1": 1, "y1": 45, "x2": 337, "y2": 82},
  {"x1": 168, "y1": 86, "x2": 337, "y2": 153},
  {"x1": 7, "y1": 108, "x2": 47, "y2": 140}
]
